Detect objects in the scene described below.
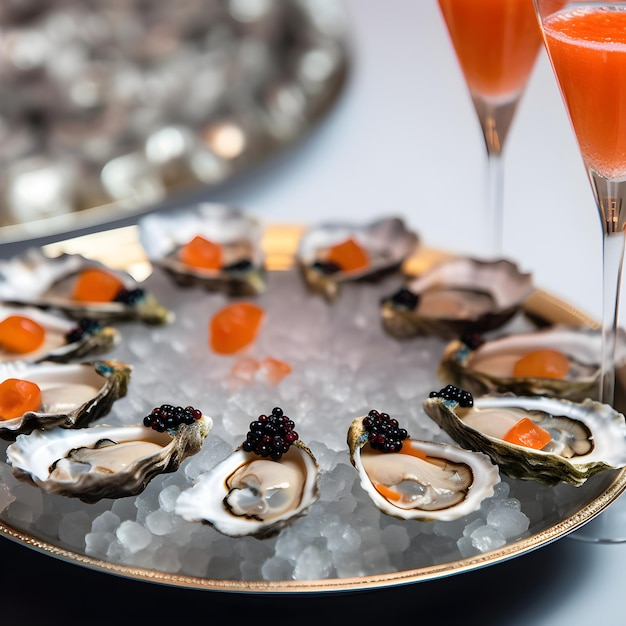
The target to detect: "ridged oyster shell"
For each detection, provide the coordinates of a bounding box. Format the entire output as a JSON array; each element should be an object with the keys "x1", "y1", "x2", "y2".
[
  {"x1": 175, "y1": 441, "x2": 320, "y2": 539},
  {"x1": 380, "y1": 257, "x2": 534, "y2": 340},
  {"x1": 296, "y1": 216, "x2": 419, "y2": 301},
  {"x1": 347, "y1": 415, "x2": 500, "y2": 521},
  {"x1": 0, "y1": 249, "x2": 173, "y2": 325},
  {"x1": 138, "y1": 203, "x2": 266, "y2": 296},
  {"x1": 0, "y1": 360, "x2": 131, "y2": 440},
  {"x1": 438, "y1": 325, "x2": 626, "y2": 401},
  {"x1": 6, "y1": 413, "x2": 213, "y2": 503},
  {"x1": 0, "y1": 304, "x2": 120, "y2": 364},
  {"x1": 423, "y1": 390, "x2": 626, "y2": 486}
]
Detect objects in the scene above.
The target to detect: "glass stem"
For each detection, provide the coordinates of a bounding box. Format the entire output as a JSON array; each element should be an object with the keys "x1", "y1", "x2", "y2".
[
  {"x1": 600, "y1": 231, "x2": 625, "y2": 404},
  {"x1": 487, "y1": 151, "x2": 504, "y2": 259}
]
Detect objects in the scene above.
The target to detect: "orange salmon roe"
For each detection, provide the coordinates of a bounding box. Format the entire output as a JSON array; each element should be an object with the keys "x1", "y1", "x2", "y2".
[
  {"x1": 72, "y1": 268, "x2": 124, "y2": 303},
  {"x1": 513, "y1": 349, "x2": 570, "y2": 379},
  {"x1": 326, "y1": 237, "x2": 369, "y2": 272},
  {"x1": 0, "y1": 378, "x2": 42, "y2": 420},
  {"x1": 210, "y1": 302, "x2": 264, "y2": 354},
  {"x1": 258, "y1": 357, "x2": 292, "y2": 385},
  {"x1": 503, "y1": 417, "x2": 551, "y2": 450},
  {"x1": 0, "y1": 315, "x2": 45, "y2": 354},
  {"x1": 180, "y1": 235, "x2": 222, "y2": 270}
]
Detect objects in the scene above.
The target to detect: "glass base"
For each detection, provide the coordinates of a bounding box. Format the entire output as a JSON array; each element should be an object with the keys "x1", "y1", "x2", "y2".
[{"x1": 568, "y1": 494, "x2": 626, "y2": 543}]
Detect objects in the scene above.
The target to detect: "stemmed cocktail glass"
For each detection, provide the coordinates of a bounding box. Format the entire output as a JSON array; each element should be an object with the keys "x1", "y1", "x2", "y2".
[
  {"x1": 438, "y1": 0, "x2": 544, "y2": 257},
  {"x1": 534, "y1": 0, "x2": 626, "y2": 543}
]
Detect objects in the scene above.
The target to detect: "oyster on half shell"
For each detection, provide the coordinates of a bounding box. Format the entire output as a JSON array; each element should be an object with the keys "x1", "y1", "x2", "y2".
[
  {"x1": 296, "y1": 216, "x2": 419, "y2": 301},
  {"x1": 138, "y1": 203, "x2": 266, "y2": 296},
  {"x1": 380, "y1": 257, "x2": 534, "y2": 340},
  {"x1": 0, "y1": 360, "x2": 131, "y2": 440},
  {"x1": 347, "y1": 414, "x2": 500, "y2": 521},
  {"x1": 423, "y1": 387, "x2": 626, "y2": 486},
  {"x1": 438, "y1": 325, "x2": 626, "y2": 402},
  {"x1": 0, "y1": 304, "x2": 120, "y2": 364},
  {"x1": 176, "y1": 407, "x2": 319, "y2": 538},
  {"x1": 0, "y1": 249, "x2": 173, "y2": 325},
  {"x1": 6, "y1": 410, "x2": 213, "y2": 503}
]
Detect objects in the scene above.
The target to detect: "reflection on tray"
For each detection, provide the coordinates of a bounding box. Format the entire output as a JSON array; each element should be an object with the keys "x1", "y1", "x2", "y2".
[{"x1": 0, "y1": 1, "x2": 349, "y2": 244}]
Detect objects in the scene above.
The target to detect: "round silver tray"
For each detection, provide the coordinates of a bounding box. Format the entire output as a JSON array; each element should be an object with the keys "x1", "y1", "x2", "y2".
[
  {"x1": 0, "y1": 1, "x2": 350, "y2": 245},
  {"x1": 0, "y1": 224, "x2": 624, "y2": 592}
]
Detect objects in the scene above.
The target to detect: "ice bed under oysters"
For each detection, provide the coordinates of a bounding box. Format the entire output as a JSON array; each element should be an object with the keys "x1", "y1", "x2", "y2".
[{"x1": 1, "y1": 208, "x2": 626, "y2": 585}]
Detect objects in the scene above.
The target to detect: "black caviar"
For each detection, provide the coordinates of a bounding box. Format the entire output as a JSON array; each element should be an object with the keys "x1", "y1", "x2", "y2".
[
  {"x1": 114, "y1": 287, "x2": 145, "y2": 305},
  {"x1": 460, "y1": 332, "x2": 485, "y2": 351},
  {"x1": 429, "y1": 385, "x2": 474, "y2": 408},
  {"x1": 242, "y1": 406, "x2": 298, "y2": 460},
  {"x1": 65, "y1": 318, "x2": 102, "y2": 343},
  {"x1": 363, "y1": 409, "x2": 408, "y2": 453},
  {"x1": 311, "y1": 260, "x2": 342, "y2": 275},
  {"x1": 223, "y1": 259, "x2": 253, "y2": 272},
  {"x1": 143, "y1": 404, "x2": 203, "y2": 432},
  {"x1": 385, "y1": 287, "x2": 419, "y2": 310}
]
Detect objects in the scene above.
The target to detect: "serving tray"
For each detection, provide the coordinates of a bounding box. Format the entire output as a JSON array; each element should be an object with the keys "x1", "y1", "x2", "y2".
[{"x1": 0, "y1": 223, "x2": 623, "y2": 593}]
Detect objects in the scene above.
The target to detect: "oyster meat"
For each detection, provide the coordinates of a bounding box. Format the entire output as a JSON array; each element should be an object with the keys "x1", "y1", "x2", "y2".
[
  {"x1": 296, "y1": 216, "x2": 419, "y2": 301},
  {"x1": 0, "y1": 249, "x2": 173, "y2": 325},
  {"x1": 6, "y1": 405, "x2": 213, "y2": 503},
  {"x1": 0, "y1": 360, "x2": 131, "y2": 439},
  {"x1": 423, "y1": 386, "x2": 626, "y2": 486},
  {"x1": 438, "y1": 325, "x2": 626, "y2": 401},
  {"x1": 0, "y1": 304, "x2": 120, "y2": 364},
  {"x1": 347, "y1": 411, "x2": 500, "y2": 521},
  {"x1": 139, "y1": 203, "x2": 267, "y2": 296},
  {"x1": 380, "y1": 256, "x2": 534, "y2": 340},
  {"x1": 175, "y1": 407, "x2": 319, "y2": 538}
]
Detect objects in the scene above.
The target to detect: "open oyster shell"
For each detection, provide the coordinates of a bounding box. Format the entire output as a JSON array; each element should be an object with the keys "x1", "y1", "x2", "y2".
[
  {"x1": 175, "y1": 441, "x2": 320, "y2": 539},
  {"x1": 0, "y1": 304, "x2": 120, "y2": 364},
  {"x1": 423, "y1": 389, "x2": 626, "y2": 486},
  {"x1": 138, "y1": 203, "x2": 267, "y2": 296},
  {"x1": 0, "y1": 249, "x2": 173, "y2": 325},
  {"x1": 6, "y1": 413, "x2": 213, "y2": 503},
  {"x1": 347, "y1": 415, "x2": 500, "y2": 521},
  {"x1": 438, "y1": 325, "x2": 626, "y2": 402},
  {"x1": 296, "y1": 216, "x2": 419, "y2": 301},
  {"x1": 380, "y1": 256, "x2": 534, "y2": 340},
  {"x1": 0, "y1": 360, "x2": 131, "y2": 440}
]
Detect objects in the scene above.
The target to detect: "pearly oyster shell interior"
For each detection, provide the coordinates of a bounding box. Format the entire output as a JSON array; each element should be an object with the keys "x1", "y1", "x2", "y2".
[
  {"x1": 380, "y1": 256, "x2": 534, "y2": 340},
  {"x1": 0, "y1": 249, "x2": 173, "y2": 325},
  {"x1": 347, "y1": 415, "x2": 500, "y2": 521},
  {"x1": 423, "y1": 391, "x2": 626, "y2": 486},
  {"x1": 296, "y1": 216, "x2": 419, "y2": 301},
  {"x1": 6, "y1": 414, "x2": 213, "y2": 503},
  {"x1": 138, "y1": 203, "x2": 267, "y2": 296},
  {"x1": 0, "y1": 304, "x2": 120, "y2": 364},
  {"x1": 175, "y1": 441, "x2": 320, "y2": 539},
  {"x1": 0, "y1": 359, "x2": 131, "y2": 440},
  {"x1": 438, "y1": 325, "x2": 626, "y2": 402}
]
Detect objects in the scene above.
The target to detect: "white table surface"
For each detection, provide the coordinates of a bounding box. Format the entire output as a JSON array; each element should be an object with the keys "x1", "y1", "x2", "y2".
[{"x1": 2, "y1": 2, "x2": 626, "y2": 624}]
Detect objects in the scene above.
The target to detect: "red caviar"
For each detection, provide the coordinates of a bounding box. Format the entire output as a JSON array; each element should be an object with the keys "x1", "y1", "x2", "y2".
[
  {"x1": 503, "y1": 417, "x2": 551, "y2": 450},
  {"x1": 0, "y1": 378, "x2": 42, "y2": 420},
  {"x1": 326, "y1": 237, "x2": 369, "y2": 272},
  {"x1": 180, "y1": 235, "x2": 222, "y2": 270},
  {"x1": 210, "y1": 302, "x2": 264, "y2": 354},
  {"x1": 513, "y1": 349, "x2": 570, "y2": 379},
  {"x1": 0, "y1": 315, "x2": 45, "y2": 354},
  {"x1": 72, "y1": 268, "x2": 124, "y2": 303}
]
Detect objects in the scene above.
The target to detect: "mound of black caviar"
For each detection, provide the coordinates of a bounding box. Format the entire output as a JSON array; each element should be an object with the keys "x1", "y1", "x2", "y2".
[
  {"x1": 114, "y1": 287, "x2": 145, "y2": 305},
  {"x1": 242, "y1": 406, "x2": 298, "y2": 460},
  {"x1": 384, "y1": 287, "x2": 419, "y2": 311},
  {"x1": 429, "y1": 385, "x2": 473, "y2": 408},
  {"x1": 460, "y1": 331, "x2": 485, "y2": 351},
  {"x1": 65, "y1": 318, "x2": 102, "y2": 343},
  {"x1": 143, "y1": 404, "x2": 203, "y2": 432},
  {"x1": 363, "y1": 409, "x2": 408, "y2": 453},
  {"x1": 311, "y1": 260, "x2": 342, "y2": 275}
]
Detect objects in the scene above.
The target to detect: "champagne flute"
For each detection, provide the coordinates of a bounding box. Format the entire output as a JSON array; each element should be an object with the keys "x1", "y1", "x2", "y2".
[
  {"x1": 438, "y1": 0, "x2": 544, "y2": 257},
  {"x1": 534, "y1": 0, "x2": 626, "y2": 542}
]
